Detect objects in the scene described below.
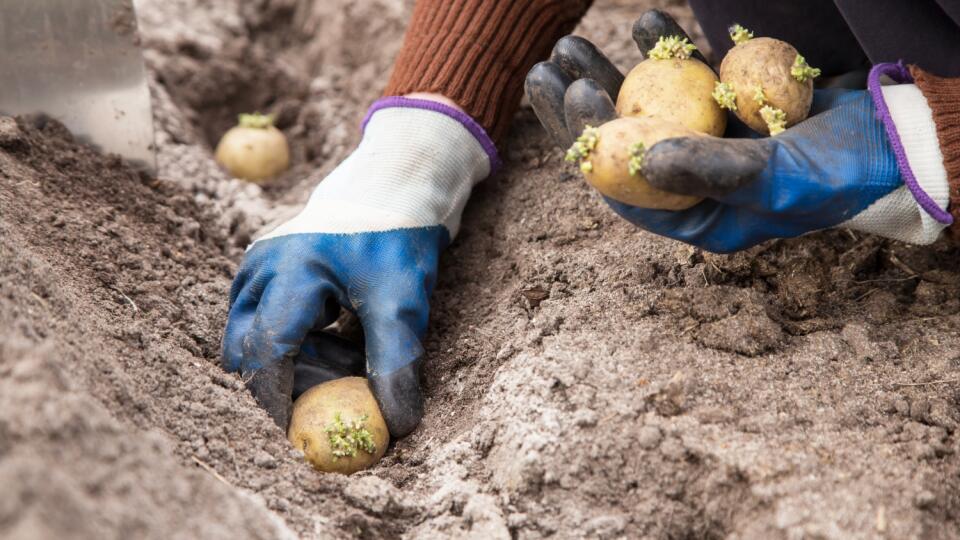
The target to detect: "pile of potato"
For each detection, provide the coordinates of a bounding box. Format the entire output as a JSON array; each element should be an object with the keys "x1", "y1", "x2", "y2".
[{"x1": 566, "y1": 26, "x2": 819, "y2": 209}]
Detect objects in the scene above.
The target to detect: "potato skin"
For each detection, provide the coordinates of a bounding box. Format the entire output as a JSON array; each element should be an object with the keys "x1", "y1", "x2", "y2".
[
  {"x1": 719, "y1": 37, "x2": 813, "y2": 135},
  {"x1": 617, "y1": 58, "x2": 726, "y2": 137},
  {"x1": 215, "y1": 125, "x2": 290, "y2": 182},
  {"x1": 288, "y1": 377, "x2": 389, "y2": 475},
  {"x1": 584, "y1": 117, "x2": 703, "y2": 210}
]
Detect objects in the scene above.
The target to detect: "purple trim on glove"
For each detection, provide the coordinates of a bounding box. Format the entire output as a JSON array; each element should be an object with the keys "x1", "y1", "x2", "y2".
[
  {"x1": 362, "y1": 96, "x2": 503, "y2": 175},
  {"x1": 867, "y1": 62, "x2": 953, "y2": 225}
]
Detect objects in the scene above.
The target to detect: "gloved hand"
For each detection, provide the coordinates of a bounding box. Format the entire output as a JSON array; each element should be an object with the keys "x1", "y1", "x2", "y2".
[
  {"x1": 223, "y1": 98, "x2": 498, "y2": 436},
  {"x1": 525, "y1": 10, "x2": 953, "y2": 253}
]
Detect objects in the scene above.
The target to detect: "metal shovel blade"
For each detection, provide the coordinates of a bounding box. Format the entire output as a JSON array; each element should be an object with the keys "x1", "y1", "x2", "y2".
[{"x1": 0, "y1": 0, "x2": 155, "y2": 173}]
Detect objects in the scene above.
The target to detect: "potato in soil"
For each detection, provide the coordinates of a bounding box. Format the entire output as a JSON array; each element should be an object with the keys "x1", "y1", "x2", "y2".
[
  {"x1": 215, "y1": 113, "x2": 290, "y2": 182},
  {"x1": 288, "y1": 377, "x2": 389, "y2": 475},
  {"x1": 572, "y1": 117, "x2": 703, "y2": 210},
  {"x1": 719, "y1": 37, "x2": 814, "y2": 135},
  {"x1": 617, "y1": 56, "x2": 726, "y2": 137}
]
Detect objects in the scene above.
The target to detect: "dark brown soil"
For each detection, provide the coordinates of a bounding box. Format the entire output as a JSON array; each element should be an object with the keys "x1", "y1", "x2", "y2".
[{"x1": 2, "y1": 1, "x2": 960, "y2": 539}]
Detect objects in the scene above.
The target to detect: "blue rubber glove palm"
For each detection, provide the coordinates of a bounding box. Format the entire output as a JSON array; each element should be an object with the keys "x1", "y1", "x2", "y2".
[{"x1": 223, "y1": 100, "x2": 496, "y2": 436}]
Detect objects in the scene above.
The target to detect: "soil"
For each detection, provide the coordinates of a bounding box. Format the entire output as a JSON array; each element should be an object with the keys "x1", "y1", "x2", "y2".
[{"x1": 2, "y1": 1, "x2": 960, "y2": 539}]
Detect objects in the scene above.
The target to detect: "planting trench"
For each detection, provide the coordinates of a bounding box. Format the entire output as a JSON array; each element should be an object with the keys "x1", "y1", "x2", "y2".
[{"x1": 2, "y1": 0, "x2": 960, "y2": 538}]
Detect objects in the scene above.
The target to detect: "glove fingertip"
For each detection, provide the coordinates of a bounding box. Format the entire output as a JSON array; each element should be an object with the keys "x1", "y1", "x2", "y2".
[
  {"x1": 631, "y1": 9, "x2": 665, "y2": 54},
  {"x1": 632, "y1": 9, "x2": 709, "y2": 66},
  {"x1": 222, "y1": 309, "x2": 255, "y2": 373},
  {"x1": 644, "y1": 137, "x2": 769, "y2": 199},
  {"x1": 550, "y1": 35, "x2": 624, "y2": 101},
  {"x1": 246, "y1": 357, "x2": 295, "y2": 430},
  {"x1": 368, "y1": 359, "x2": 424, "y2": 438},
  {"x1": 526, "y1": 61, "x2": 575, "y2": 148},
  {"x1": 563, "y1": 78, "x2": 617, "y2": 138}
]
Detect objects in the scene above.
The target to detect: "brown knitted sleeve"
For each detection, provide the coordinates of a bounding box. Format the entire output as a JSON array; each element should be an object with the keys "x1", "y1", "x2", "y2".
[
  {"x1": 383, "y1": 0, "x2": 593, "y2": 144},
  {"x1": 910, "y1": 65, "x2": 960, "y2": 238}
]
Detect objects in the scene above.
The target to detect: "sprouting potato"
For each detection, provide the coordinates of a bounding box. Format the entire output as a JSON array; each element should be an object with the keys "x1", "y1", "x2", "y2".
[
  {"x1": 716, "y1": 25, "x2": 820, "y2": 135},
  {"x1": 288, "y1": 377, "x2": 389, "y2": 475},
  {"x1": 566, "y1": 116, "x2": 703, "y2": 210},
  {"x1": 617, "y1": 36, "x2": 726, "y2": 137},
  {"x1": 215, "y1": 112, "x2": 290, "y2": 182},
  {"x1": 562, "y1": 37, "x2": 721, "y2": 210}
]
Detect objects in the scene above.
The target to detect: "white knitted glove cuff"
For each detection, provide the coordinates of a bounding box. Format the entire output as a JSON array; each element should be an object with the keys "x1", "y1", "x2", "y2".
[
  {"x1": 843, "y1": 84, "x2": 951, "y2": 244},
  {"x1": 259, "y1": 100, "x2": 498, "y2": 243}
]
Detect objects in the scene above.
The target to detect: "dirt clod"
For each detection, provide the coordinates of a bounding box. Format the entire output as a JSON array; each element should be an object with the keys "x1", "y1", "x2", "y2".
[{"x1": 0, "y1": 116, "x2": 24, "y2": 148}]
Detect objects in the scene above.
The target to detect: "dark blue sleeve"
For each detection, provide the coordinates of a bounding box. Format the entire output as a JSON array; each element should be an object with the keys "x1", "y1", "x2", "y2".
[
  {"x1": 687, "y1": 0, "x2": 960, "y2": 77},
  {"x1": 686, "y1": 0, "x2": 868, "y2": 75},
  {"x1": 934, "y1": 0, "x2": 960, "y2": 26},
  {"x1": 834, "y1": 0, "x2": 960, "y2": 76}
]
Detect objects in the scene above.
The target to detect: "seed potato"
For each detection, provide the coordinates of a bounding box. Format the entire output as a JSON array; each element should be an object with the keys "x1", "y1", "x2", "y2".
[
  {"x1": 718, "y1": 35, "x2": 816, "y2": 135},
  {"x1": 572, "y1": 117, "x2": 703, "y2": 210},
  {"x1": 215, "y1": 113, "x2": 290, "y2": 182},
  {"x1": 617, "y1": 56, "x2": 726, "y2": 137},
  {"x1": 288, "y1": 377, "x2": 389, "y2": 475}
]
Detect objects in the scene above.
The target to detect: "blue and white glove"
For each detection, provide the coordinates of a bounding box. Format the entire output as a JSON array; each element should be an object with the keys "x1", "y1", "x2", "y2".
[
  {"x1": 222, "y1": 97, "x2": 499, "y2": 436},
  {"x1": 610, "y1": 66, "x2": 953, "y2": 252},
  {"x1": 527, "y1": 11, "x2": 954, "y2": 253}
]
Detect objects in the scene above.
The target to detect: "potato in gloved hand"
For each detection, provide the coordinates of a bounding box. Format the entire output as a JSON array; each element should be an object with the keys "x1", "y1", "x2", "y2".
[
  {"x1": 565, "y1": 117, "x2": 703, "y2": 210},
  {"x1": 617, "y1": 36, "x2": 726, "y2": 137},
  {"x1": 525, "y1": 11, "x2": 721, "y2": 210},
  {"x1": 714, "y1": 25, "x2": 821, "y2": 135}
]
